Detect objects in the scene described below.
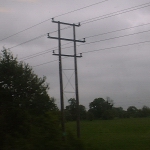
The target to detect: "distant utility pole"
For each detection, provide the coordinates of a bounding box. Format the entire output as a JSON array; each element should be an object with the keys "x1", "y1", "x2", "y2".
[{"x1": 47, "y1": 18, "x2": 85, "y2": 138}]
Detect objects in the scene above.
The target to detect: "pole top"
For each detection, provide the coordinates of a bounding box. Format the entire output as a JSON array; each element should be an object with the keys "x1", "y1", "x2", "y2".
[{"x1": 52, "y1": 18, "x2": 81, "y2": 27}]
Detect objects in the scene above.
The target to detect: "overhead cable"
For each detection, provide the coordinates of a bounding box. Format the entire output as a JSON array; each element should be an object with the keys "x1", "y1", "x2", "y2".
[
  {"x1": 33, "y1": 39, "x2": 150, "y2": 67},
  {"x1": 0, "y1": 0, "x2": 109, "y2": 42},
  {"x1": 11, "y1": 1, "x2": 150, "y2": 50},
  {"x1": 21, "y1": 24, "x2": 150, "y2": 61}
]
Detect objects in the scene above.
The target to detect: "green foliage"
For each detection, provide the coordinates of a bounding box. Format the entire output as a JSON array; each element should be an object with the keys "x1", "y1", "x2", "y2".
[
  {"x1": 65, "y1": 98, "x2": 87, "y2": 121},
  {"x1": 112, "y1": 107, "x2": 126, "y2": 118},
  {"x1": 64, "y1": 131, "x2": 85, "y2": 150},
  {"x1": 88, "y1": 97, "x2": 113, "y2": 119},
  {"x1": 65, "y1": 98, "x2": 77, "y2": 121},
  {"x1": 0, "y1": 49, "x2": 57, "y2": 113},
  {"x1": 127, "y1": 106, "x2": 138, "y2": 118},
  {"x1": 126, "y1": 106, "x2": 150, "y2": 118},
  {"x1": 27, "y1": 112, "x2": 62, "y2": 150},
  {"x1": 140, "y1": 106, "x2": 150, "y2": 117},
  {"x1": 79, "y1": 105, "x2": 87, "y2": 120},
  {"x1": 86, "y1": 111, "x2": 94, "y2": 121},
  {"x1": 102, "y1": 110, "x2": 114, "y2": 120},
  {"x1": 1, "y1": 111, "x2": 61, "y2": 150}
]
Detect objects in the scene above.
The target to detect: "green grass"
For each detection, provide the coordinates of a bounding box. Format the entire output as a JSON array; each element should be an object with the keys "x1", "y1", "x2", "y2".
[{"x1": 66, "y1": 118, "x2": 150, "y2": 150}]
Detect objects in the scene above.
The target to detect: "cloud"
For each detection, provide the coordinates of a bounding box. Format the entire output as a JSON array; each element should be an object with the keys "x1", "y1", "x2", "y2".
[
  {"x1": 0, "y1": 7, "x2": 12, "y2": 13},
  {"x1": 16, "y1": 0, "x2": 38, "y2": 2}
]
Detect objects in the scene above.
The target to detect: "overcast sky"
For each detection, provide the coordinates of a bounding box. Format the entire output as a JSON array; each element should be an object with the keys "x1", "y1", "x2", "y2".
[{"x1": 1, "y1": 0, "x2": 150, "y2": 110}]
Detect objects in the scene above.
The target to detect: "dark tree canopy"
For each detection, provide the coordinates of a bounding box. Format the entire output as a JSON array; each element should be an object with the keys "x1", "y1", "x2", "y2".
[
  {"x1": 0, "y1": 49, "x2": 60, "y2": 149},
  {"x1": 65, "y1": 98, "x2": 86, "y2": 121},
  {"x1": 88, "y1": 97, "x2": 113, "y2": 119},
  {"x1": 0, "y1": 49, "x2": 58, "y2": 114}
]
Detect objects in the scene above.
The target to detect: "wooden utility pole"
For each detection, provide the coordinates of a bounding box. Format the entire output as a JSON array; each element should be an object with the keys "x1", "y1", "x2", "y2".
[{"x1": 47, "y1": 18, "x2": 85, "y2": 138}]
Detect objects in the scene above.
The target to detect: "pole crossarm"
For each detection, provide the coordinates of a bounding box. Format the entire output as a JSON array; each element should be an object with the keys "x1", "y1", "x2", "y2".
[
  {"x1": 53, "y1": 53, "x2": 82, "y2": 58},
  {"x1": 47, "y1": 33, "x2": 85, "y2": 43},
  {"x1": 52, "y1": 18, "x2": 80, "y2": 27}
]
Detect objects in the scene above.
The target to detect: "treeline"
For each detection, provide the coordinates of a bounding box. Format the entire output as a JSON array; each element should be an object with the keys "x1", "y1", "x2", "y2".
[{"x1": 65, "y1": 98, "x2": 150, "y2": 121}]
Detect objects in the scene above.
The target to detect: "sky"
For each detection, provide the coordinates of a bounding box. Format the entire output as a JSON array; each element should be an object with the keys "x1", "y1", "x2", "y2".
[{"x1": 1, "y1": 0, "x2": 150, "y2": 110}]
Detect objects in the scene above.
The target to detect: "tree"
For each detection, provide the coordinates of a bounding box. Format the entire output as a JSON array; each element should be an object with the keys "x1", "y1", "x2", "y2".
[
  {"x1": 88, "y1": 97, "x2": 113, "y2": 119},
  {"x1": 127, "y1": 106, "x2": 138, "y2": 118},
  {"x1": 65, "y1": 98, "x2": 86, "y2": 121},
  {"x1": 112, "y1": 107, "x2": 125, "y2": 118},
  {"x1": 141, "y1": 106, "x2": 150, "y2": 117},
  {"x1": 79, "y1": 104, "x2": 87, "y2": 120},
  {"x1": 0, "y1": 49, "x2": 62, "y2": 149},
  {"x1": 86, "y1": 111, "x2": 94, "y2": 121},
  {"x1": 65, "y1": 98, "x2": 76, "y2": 121},
  {"x1": 0, "y1": 49, "x2": 57, "y2": 113}
]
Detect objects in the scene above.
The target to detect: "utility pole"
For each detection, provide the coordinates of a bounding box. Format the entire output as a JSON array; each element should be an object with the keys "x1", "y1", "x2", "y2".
[
  {"x1": 73, "y1": 24, "x2": 80, "y2": 138},
  {"x1": 47, "y1": 18, "x2": 85, "y2": 138}
]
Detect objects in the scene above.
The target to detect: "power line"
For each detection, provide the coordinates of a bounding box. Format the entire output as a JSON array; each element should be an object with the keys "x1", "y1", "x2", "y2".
[
  {"x1": 21, "y1": 45, "x2": 73, "y2": 61},
  {"x1": 20, "y1": 24, "x2": 150, "y2": 61},
  {"x1": 9, "y1": 26, "x2": 71, "y2": 50},
  {"x1": 81, "y1": 2, "x2": 150, "y2": 24},
  {"x1": 53, "y1": 0, "x2": 109, "y2": 18},
  {"x1": 20, "y1": 41, "x2": 73, "y2": 60},
  {"x1": 0, "y1": 23, "x2": 48, "y2": 42},
  {"x1": 32, "y1": 59, "x2": 58, "y2": 67},
  {"x1": 0, "y1": 0, "x2": 109, "y2": 42},
  {"x1": 9, "y1": 34, "x2": 45, "y2": 50},
  {"x1": 5, "y1": 1, "x2": 150, "y2": 51},
  {"x1": 85, "y1": 22, "x2": 150, "y2": 39},
  {"x1": 33, "y1": 56, "x2": 69, "y2": 67},
  {"x1": 82, "y1": 39, "x2": 150, "y2": 54},
  {"x1": 78, "y1": 28, "x2": 150, "y2": 46},
  {"x1": 19, "y1": 48, "x2": 56, "y2": 61},
  {"x1": 33, "y1": 39, "x2": 150, "y2": 67}
]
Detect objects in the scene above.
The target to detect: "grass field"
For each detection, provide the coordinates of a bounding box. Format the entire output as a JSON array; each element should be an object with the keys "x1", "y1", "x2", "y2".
[{"x1": 66, "y1": 118, "x2": 150, "y2": 150}]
